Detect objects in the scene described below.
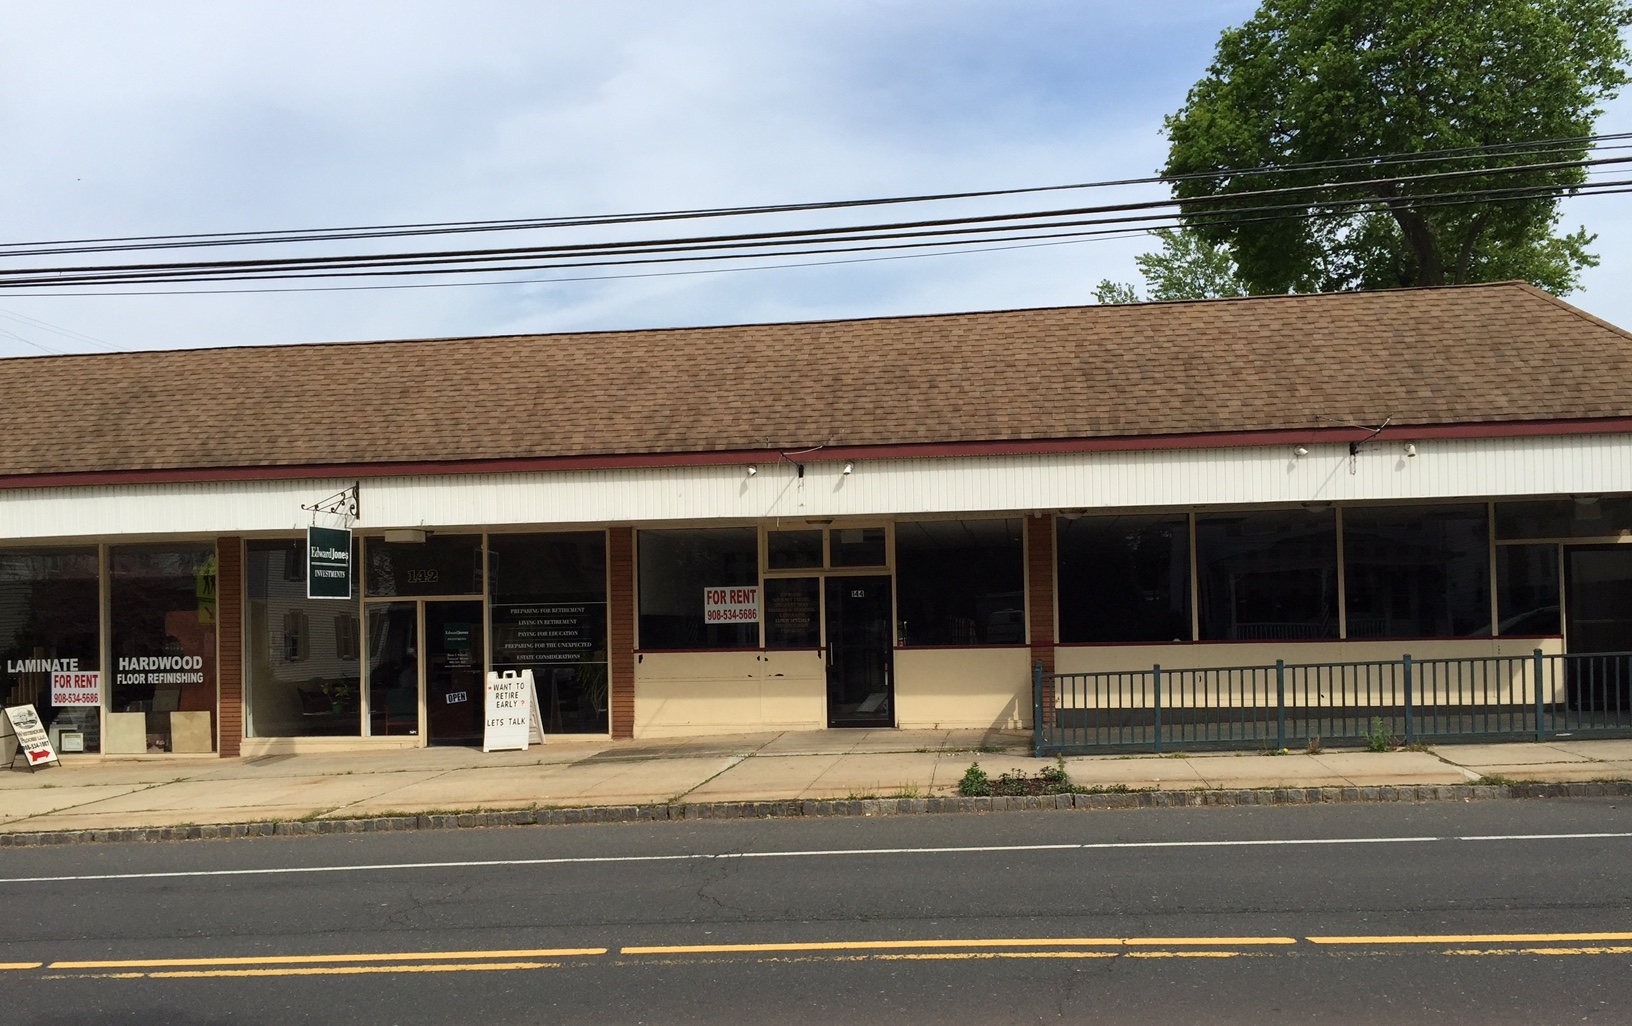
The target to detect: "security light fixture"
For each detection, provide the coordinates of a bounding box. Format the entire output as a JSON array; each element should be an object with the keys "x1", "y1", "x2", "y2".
[
  {"x1": 1403, "y1": 443, "x2": 1417, "y2": 458},
  {"x1": 746, "y1": 465, "x2": 757, "y2": 478},
  {"x1": 1293, "y1": 446, "x2": 1310, "y2": 458},
  {"x1": 842, "y1": 461, "x2": 854, "y2": 475}
]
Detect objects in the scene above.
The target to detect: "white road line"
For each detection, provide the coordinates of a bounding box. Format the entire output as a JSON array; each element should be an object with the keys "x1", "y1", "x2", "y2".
[{"x1": 1, "y1": 832, "x2": 1627, "y2": 885}]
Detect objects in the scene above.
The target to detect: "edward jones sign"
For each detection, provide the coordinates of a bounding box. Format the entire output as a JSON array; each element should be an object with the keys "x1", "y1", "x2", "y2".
[{"x1": 703, "y1": 586, "x2": 759, "y2": 624}]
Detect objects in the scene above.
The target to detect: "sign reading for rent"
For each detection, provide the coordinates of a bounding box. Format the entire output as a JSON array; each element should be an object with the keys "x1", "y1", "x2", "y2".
[
  {"x1": 51, "y1": 671, "x2": 101, "y2": 707},
  {"x1": 703, "y1": 586, "x2": 760, "y2": 624}
]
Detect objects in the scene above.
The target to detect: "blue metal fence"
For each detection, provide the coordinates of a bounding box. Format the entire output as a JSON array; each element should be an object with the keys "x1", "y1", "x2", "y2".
[{"x1": 1033, "y1": 651, "x2": 1632, "y2": 755}]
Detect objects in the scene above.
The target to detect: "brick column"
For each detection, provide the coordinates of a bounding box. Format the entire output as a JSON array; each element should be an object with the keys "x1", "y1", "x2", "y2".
[
  {"x1": 1025, "y1": 515, "x2": 1056, "y2": 728},
  {"x1": 607, "y1": 527, "x2": 636, "y2": 739},
  {"x1": 216, "y1": 537, "x2": 243, "y2": 757}
]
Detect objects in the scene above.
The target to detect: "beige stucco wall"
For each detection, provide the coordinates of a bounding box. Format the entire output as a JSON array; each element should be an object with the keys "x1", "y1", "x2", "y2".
[
  {"x1": 894, "y1": 646, "x2": 1032, "y2": 730},
  {"x1": 1054, "y1": 637, "x2": 1568, "y2": 707},
  {"x1": 634, "y1": 650, "x2": 826, "y2": 737}
]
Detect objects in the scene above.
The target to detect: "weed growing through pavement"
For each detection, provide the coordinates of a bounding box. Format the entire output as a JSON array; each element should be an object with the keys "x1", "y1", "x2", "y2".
[
  {"x1": 1306, "y1": 736, "x2": 1323, "y2": 755},
  {"x1": 1365, "y1": 717, "x2": 1395, "y2": 752}
]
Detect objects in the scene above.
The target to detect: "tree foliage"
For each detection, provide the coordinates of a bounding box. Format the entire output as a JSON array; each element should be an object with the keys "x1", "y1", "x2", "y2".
[
  {"x1": 1094, "y1": 228, "x2": 1248, "y2": 303},
  {"x1": 1162, "y1": 0, "x2": 1632, "y2": 296}
]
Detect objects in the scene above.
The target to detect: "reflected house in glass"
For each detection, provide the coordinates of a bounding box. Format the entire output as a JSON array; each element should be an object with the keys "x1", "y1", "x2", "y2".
[{"x1": 2, "y1": 281, "x2": 1632, "y2": 754}]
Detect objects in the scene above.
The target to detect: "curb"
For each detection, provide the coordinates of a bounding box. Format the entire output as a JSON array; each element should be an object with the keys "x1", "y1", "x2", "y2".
[{"x1": 2, "y1": 781, "x2": 1629, "y2": 849}]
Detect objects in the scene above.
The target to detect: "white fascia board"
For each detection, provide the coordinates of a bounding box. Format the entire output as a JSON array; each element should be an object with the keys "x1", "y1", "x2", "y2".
[{"x1": 2, "y1": 433, "x2": 1629, "y2": 542}]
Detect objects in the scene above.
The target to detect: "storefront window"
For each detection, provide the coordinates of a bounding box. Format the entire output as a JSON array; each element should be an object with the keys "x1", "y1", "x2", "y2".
[
  {"x1": 830, "y1": 527, "x2": 887, "y2": 567},
  {"x1": 1057, "y1": 515, "x2": 1191, "y2": 644},
  {"x1": 896, "y1": 519, "x2": 1024, "y2": 646},
  {"x1": 245, "y1": 540, "x2": 361, "y2": 738},
  {"x1": 1497, "y1": 544, "x2": 1562, "y2": 636},
  {"x1": 767, "y1": 530, "x2": 823, "y2": 570},
  {"x1": 365, "y1": 535, "x2": 482, "y2": 597},
  {"x1": 764, "y1": 577, "x2": 820, "y2": 648},
  {"x1": 110, "y1": 544, "x2": 217, "y2": 753},
  {"x1": 1197, "y1": 509, "x2": 1338, "y2": 641},
  {"x1": 1, "y1": 548, "x2": 101, "y2": 753},
  {"x1": 638, "y1": 528, "x2": 759, "y2": 649},
  {"x1": 489, "y1": 532, "x2": 609, "y2": 734},
  {"x1": 1343, "y1": 504, "x2": 1490, "y2": 638},
  {"x1": 1495, "y1": 498, "x2": 1632, "y2": 539}
]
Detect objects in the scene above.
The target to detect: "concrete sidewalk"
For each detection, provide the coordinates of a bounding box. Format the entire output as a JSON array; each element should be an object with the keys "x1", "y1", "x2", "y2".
[{"x1": 5, "y1": 730, "x2": 1632, "y2": 837}]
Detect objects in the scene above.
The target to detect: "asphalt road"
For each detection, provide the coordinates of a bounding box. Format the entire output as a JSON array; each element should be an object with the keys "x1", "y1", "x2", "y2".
[{"x1": 1, "y1": 799, "x2": 1630, "y2": 1025}]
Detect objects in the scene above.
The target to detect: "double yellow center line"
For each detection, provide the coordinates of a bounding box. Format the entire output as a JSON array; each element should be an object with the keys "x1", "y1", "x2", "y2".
[{"x1": 11, "y1": 933, "x2": 1632, "y2": 978}]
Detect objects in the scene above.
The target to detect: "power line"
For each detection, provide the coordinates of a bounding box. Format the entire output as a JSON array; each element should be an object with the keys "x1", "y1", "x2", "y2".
[{"x1": 2, "y1": 133, "x2": 1626, "y2": 259}]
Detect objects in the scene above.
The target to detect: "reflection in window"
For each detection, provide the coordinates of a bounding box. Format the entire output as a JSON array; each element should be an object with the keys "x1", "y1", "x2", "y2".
[
  {"x1": 830, "y1": 527, "x2": 886, "y2": 567},
  {"x1": 1495, "y1": 498, "x2": 1632, "y2": 539},
  {"x1": 246, "y1": 539, "x2": 361, "y2": 738},
  {"x1": 1497, "y1": 544, "x2": 1562, "y2": 636},
  {"x1": 488, "y1": 532, "x2": 609, "y2": 734},
  {"x1": 765, "y1": 577, "x2": 820, "y2": 648},
  {"x1": 110, "y1": 545, "x2": 218, "y2": 752},
  {"x1": 1343, "y1": 505, "x2": 1490, "y2": 638},
  {"x1": 638, "y1": 529, "x2": 759, "y2": 649},
  {"x1": 767, "y1": 530, "x2": 823, "y2": 570},
  {"x1": 1057, "y1": 515, "x2": 1191, "y2": 644},
  {"x1": 896, "y1": 519, "x2": 1024, "y2": 646},
  {"x1": 0, "y1": 548, "x2": 101, "y2": 752},
  {"x1": 1197, "y1": 509, "x2": 1338, "y2": 641},
  {"x1": 365, "y1": 535, "x2": 482, "y2": 597}
]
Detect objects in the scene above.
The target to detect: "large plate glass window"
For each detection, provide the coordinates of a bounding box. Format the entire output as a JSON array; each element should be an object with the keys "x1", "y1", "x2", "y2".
[
  {"x1": 365, "y1": 535, "x2": 482, "y2": 597},
  {"x1": 1342, "y1": 504, "x2": 1490, "y2": 638},
  {"x1": 245, "y1": 539, "x2": 362, "y2": 738},
  {"x1": 0, "y1": 548, "x2": 101, "y2": 753},
  {"x1": 1057, "y1": 515, "x2": 1191, "y2": 644},
  {"x1": 1196, "y1": 509, "x2": 1338, "y2": 641},
  {"x1": 1496, "y1": 544, "x2": 1562, "y2": 636},
  {"x1": 110, "y1": 544, "x2": 217, "y2": 753},
  {"x1": 896, "y1": 519, "x2": 1024, "y2": 646},
  {"x1": 764, "y1": 577, "x2": 820, "y2": 648},
  {"x1": 767, "y1": 530, "x2": 823, "y2": 570},
  {"x1": 489, "y1": 532, "x2": 609, "y2": 734},
  {"x1": 638, "y1": 528, "x2": 759, "y2": 649}
]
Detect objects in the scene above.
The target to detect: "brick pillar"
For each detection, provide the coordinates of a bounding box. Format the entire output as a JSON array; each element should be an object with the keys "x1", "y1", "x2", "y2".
[
  {"x1": 1025, "y1": 515, "x2": 1056, "y2": 728},
  {"x1": 216, "y1": 537, "x2": 243, "y2": 757},
  {"x1": 607, "y1": 527, "x2": 636, "y2": 739}
]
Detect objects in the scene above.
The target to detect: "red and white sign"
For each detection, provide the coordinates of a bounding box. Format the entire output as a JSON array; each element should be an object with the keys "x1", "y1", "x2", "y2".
[
  {"x1": 3, "y1": 705, "x2": 58, "y2": 769},
  {"x1": 703, "y1": 586, "x2": 760, "y2": 624},
  {"x1": 51, "y1": 671, "x2": 101, "y2": 707}
]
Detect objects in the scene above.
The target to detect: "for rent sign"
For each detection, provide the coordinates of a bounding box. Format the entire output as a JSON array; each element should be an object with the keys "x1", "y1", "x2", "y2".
[
  {"x1": 703, "y1": 586, "x2": 760, "y2": 624},
  {"x1": 51, "y1": 671, "x2": 101, "y2": 707}
]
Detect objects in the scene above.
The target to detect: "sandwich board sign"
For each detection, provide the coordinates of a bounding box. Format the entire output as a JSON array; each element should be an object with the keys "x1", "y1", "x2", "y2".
[
  {"x1": 483, "y1": 669, "x2": 545, "y2": 752},
  {"x1": 307, "y1": 526, "x2": 353, "y2": 600},
  {"x1": 2, "y1": 705, "x2": 60, "y2": 772}
]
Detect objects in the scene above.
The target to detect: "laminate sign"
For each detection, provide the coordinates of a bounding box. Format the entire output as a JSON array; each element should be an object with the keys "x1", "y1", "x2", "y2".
[
  {"x1": 307, "y1": 526, "x2": 353, "y2": 599},
  {"x1": 2, "y1": 704, "x2": 59, "y2": 771},
  {"x1": 483, "y1": 669, "x2": 545, "y2": 752},
  {"x1": 491, "y1": 603, "x2": 606, "y2": 666}
]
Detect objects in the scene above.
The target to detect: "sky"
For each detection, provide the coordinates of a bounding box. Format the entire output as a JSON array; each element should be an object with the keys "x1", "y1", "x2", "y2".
[{"x1": 1, "y1": 1, "x2": 1629, "y2": 358}]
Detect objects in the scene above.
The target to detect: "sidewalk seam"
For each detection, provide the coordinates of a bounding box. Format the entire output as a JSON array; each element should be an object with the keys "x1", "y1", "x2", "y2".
[{"x1": 2, "y1": 781, "x2": 1628, "y2": 849}]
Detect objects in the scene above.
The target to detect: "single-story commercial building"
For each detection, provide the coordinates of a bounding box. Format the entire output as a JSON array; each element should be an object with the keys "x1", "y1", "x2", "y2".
[{"x1": 3, "y1": 280, "x2": 1630, "y2": 758}]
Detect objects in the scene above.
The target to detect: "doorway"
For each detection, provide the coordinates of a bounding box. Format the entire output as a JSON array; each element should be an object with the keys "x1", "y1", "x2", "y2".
[
  {"x1": 825, "y1": 576, "x2": 894, "y2": 727},
  {"x1": 1564, "y1": 547, "x2": 1632, "y2": 715},
  {"x1": 365, "y1": 599, "x2": 486, "y2": 745}
]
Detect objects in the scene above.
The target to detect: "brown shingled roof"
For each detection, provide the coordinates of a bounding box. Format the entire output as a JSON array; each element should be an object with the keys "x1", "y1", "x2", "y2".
[{"x1": 2, "y1": 281, "x2": 1629, "y2": 479}]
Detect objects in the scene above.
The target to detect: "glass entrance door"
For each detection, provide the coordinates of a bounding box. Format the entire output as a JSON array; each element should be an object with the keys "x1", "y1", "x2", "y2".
[
  {"x1": 825, "y1": 576, "x2": 894, "y2": 728},
  {"x1": 367, "y1": 602, "x2": 419, "y2": 737},
  {"x1": 425, "y1": 600, "x2": 485, "y2": 746},
  {"x1": 1564, "y1": 547, "x2": 1632, "y2": 716}
]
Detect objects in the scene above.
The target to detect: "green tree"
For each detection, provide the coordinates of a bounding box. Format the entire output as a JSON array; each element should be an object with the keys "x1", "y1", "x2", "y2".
[
  {"x1": 1161, "y1": 0, "x2": 1632, "y2": 296},
  {"x1": 1094, "y1": 227, "x2": 1248, "y2": 303}
]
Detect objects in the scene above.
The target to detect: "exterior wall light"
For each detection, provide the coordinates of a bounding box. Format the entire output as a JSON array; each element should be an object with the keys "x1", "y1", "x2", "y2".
[
  {"x1": 1403, "y1": 443, "x2": 1417, "y2": 458},
  {"x1": 1293, "y1": 446, "x2": 1310, "y2": 458},
  {"x1": 746, "y1": 465, "x2": 757, "y2": 478},
  {"x1": 842, "y1": 461, "x2": 854, "y2": 475}
]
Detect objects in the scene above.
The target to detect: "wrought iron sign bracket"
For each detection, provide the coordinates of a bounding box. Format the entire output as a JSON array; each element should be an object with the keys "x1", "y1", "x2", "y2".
[{"x1": 301, "y1": 482, "x2": 360, "y2": 525}]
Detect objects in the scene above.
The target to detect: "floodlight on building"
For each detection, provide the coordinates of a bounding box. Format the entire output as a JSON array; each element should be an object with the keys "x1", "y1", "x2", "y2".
[
  {"x1": 1403, "y1": 443, "x2": 1417, "y2": 458},
  {"x1": 746, "y1": 465, "x2": 757, "y2": 478},
  {"x1": 1293, "y1": 446, "x2": 1310, "y2": 458},
  {"x1": 842, "y1": 461, "x2": 854, "y2": 475}
]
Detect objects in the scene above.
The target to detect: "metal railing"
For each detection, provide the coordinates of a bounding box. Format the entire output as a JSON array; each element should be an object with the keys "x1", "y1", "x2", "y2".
[{"x1": 1033, "y1": 651, "x2": 1632, "y2": 755}]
